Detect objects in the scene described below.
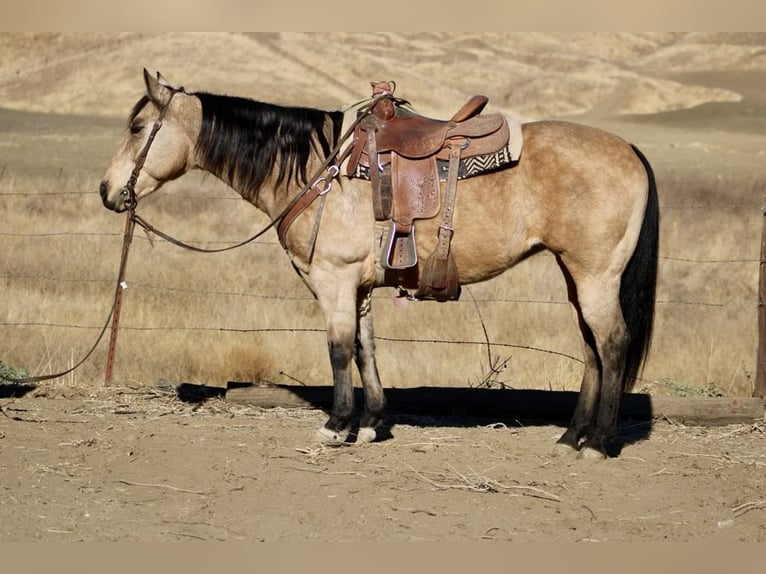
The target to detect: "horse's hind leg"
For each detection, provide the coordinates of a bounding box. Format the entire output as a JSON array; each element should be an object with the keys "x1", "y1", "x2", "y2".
[
  {"x1": 577, "y1": 279, "x2": 629, "y2": 458},
  {"x1": 554, "y1": 260, "x2": 601, "y2": 455},
  {"x1": 555, "y1": 329, "x2": 600, "y2": 454},
  {"x1": 555, "y1": 261, "x2": 629, "y2": 459},
  {"x1": 353, "y1": 289, "x2": 386, "y2": 443},
  {"x1": 581, "y1": 306, "x2": 629, "y2": 458}
]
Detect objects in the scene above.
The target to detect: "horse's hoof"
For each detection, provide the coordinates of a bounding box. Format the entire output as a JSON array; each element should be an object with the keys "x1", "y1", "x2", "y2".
[
  {"x1": 552, "y1": 441, "x2": 578, "y2": 458},
  {"x1": 577, "y1": 446, "x2": 607, "y2": 461},
  {"x1": 356, "y1": 427, "x2": 377, "y2": 444},
  {"x1": 315, "y1": 427, "x2": 347, "y2": 446}
]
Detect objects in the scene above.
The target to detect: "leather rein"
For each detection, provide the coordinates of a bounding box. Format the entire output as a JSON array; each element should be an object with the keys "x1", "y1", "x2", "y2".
[
  {"x1": 0, "y1": 93, "x2": 382, "y2": 388},
  {"x1": 126, "y1": 91, "x2": 388, "y2": 256}
]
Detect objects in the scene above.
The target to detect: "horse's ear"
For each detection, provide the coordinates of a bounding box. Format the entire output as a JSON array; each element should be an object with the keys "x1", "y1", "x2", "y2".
[
  {"x1": 143, "y1": 68, "x2": 174, "y2": 107},
  {"x1": 156, "y1": 71, "x2": 173, "y2": 88}
]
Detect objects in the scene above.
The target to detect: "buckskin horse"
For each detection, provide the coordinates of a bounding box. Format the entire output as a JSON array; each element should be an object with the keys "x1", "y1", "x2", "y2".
[{"x1": 100, "y1": 70, "x2": 658, "y2": 459}]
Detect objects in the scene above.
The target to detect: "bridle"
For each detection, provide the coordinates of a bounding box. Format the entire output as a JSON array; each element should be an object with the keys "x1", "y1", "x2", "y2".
[
  {"x1": 124, "y1": 90, "x2": 389, "y2": 256},
  {"x1": 121, "y1": 90, "x2": 178, "y2": 212}
]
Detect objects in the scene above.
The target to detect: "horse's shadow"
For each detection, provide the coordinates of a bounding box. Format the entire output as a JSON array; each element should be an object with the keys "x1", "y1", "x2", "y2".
[
  {"x1": 0, "y1": 383, "x2": 36, "y2": 399},
  {"x1": 351, "y1": 416, "x2": 648, "y2": 458},
  {"x1": 347, "y1": 414, "x2": 648, "y2": 458},
  {"x1": 175, "y1": 383, "x2": 653, "y2": 456}
]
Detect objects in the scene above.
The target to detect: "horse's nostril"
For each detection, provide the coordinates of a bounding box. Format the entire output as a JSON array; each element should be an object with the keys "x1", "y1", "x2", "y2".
[{"x1": 99, "y1": 181, "x2": 108, "y2": 200}]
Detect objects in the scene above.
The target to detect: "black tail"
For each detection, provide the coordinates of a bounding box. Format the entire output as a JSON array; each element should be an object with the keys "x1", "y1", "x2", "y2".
[{"x1": 621, "y1": 145, "x2": 659, "y2": 390}]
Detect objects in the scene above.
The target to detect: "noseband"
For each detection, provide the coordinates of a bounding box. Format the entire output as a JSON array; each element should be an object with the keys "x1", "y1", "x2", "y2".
[{"x1": 120, "y1": 90, "x2": 178, "y2": 211}]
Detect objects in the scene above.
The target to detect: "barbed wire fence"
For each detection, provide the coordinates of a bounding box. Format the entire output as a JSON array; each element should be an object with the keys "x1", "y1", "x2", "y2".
[{"x1": 1, "y1": 189, "x2": 763, "y2": 396}]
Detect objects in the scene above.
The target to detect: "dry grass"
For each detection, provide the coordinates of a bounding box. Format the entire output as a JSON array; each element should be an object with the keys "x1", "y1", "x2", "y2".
[
  {"x1": 2, "y1": 32, "x2": 765, "y2": 396},
  {"x1": 1, "y1": 167, "x2": 762, "y2": 396},
  {"x1": 404, "y1": 463, "x2": 562, "y2": 501}
]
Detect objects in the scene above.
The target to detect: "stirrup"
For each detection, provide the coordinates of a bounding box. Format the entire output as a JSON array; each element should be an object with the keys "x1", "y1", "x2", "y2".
[{"x1": 381, "y1": 221, "x2": 418, "y2": 269}]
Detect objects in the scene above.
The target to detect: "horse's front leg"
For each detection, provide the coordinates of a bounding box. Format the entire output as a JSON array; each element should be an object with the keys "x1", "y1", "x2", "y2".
[
  {"x1": 354, "y1": 289, "x2": 386, "y2": 444},
  {"x1": 312, "y1": 272, "x2": 363, "y2": 446},
  {"x1": 315, "y1": 324, "x2": 357, "y2": 445}
]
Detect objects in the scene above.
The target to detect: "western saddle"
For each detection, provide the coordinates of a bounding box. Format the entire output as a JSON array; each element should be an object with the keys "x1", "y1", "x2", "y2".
[{"x1": 345, "y1": 81, "x2": 517, "y2": 301}]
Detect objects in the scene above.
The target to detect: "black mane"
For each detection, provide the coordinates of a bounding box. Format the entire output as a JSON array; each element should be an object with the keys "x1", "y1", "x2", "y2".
[{"x1": 194, "y1": 92, "x2": 342, "y2": 201}]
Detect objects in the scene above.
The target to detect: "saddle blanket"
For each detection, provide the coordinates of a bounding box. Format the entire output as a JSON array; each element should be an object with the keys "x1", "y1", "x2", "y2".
[{"x1": 340, "y1": 109, "x2": 524, "y2": 182}]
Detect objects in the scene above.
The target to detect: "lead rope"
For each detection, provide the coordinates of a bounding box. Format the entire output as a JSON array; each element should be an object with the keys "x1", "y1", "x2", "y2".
[
  {"x1": 0, "y1": 93, "x2": 387, "y2": 387},
  {"x1": 0, "y1": 93, "x2": 176, "y2": 386},
  {"x1": 2, "y1": 210, "x2": 135, "y2": 386}
]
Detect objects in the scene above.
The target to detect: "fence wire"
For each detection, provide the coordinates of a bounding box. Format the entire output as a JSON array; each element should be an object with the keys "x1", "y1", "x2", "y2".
[{"x1": 1, "y1": 192, "x2": 762, "y2": 367}]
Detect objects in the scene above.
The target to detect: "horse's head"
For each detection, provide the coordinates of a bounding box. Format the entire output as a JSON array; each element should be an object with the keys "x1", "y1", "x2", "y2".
[{"x1": 100, "y1": 69, "x2": 201, "y2": 212}]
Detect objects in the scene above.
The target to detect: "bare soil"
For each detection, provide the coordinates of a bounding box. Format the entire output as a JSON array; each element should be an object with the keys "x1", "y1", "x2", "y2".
[{"x1": 1, "y1": 381, "x2": 764, "y2": 542}]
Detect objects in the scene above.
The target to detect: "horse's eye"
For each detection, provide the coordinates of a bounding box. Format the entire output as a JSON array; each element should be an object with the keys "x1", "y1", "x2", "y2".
[{"x1": 129, "y1": 123, "x2": 143, "y2": 135}]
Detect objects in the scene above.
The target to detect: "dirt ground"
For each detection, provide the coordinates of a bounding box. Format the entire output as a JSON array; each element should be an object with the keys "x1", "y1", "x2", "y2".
[{"x1": 1, "y1": 381, "x2": 764, "y2": 542}]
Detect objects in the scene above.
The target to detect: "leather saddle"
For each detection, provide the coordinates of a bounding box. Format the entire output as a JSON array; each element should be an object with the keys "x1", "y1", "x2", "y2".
[{"x1": 345, "y1": 81, "x2": 513, "y2": 301}]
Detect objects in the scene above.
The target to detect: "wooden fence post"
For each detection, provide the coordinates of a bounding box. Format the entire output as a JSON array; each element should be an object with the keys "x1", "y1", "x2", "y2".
[
  {"x1": 104, "y1": 212, "x2": 135, "y2": 386},
  {"x1": 755, "y1": 197, "x2": 766, "y2": 399}
]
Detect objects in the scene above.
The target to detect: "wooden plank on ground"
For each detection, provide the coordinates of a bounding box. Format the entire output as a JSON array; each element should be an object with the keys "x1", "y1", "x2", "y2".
[{"x1": 223, "y1": 383, "x2": 765, "y2": 425}]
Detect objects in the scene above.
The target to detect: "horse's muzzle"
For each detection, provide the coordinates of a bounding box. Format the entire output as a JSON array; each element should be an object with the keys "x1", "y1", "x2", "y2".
[{"x1": 100, "y1": 181, "x2": 126, "y2": 212}]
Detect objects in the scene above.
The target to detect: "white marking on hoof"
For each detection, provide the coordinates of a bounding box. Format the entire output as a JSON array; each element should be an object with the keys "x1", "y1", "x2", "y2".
[
  {"x1": 356, "y1": 427, "x2": 377, "y2": 444},
  {"x1": 577, "y1": 446, "x2": 607, "y2": 461},
  {"x1": 315, "y1": 427, "x2": 347, "y2": 446},
  {"x1": 552, "y1": 442, "x2": 578, "y2": 458}
]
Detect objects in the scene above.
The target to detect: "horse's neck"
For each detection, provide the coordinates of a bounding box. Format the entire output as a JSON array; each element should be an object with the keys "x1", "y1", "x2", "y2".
[
  {"x1": 232, "y1": 147, "x2": 331, "y2": 215},
  {"x1": 192, "y1": 154, "x2": 282, "y2": 217},
  {"x1": 237, "y1": 169, "x2": 311, "y2": 220},
  {"x1": 192, "y1": 103, "x2": 340, "y2": 252}
]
